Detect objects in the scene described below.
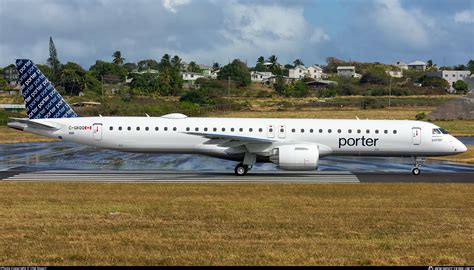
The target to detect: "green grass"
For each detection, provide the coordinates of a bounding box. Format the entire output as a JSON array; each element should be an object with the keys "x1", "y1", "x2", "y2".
[{"x1": 0, "y1": 182, "x2": 473, "y2": 265}]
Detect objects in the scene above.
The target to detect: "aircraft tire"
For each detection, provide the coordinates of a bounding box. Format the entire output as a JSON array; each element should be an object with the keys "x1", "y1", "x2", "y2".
[{"x1": 234, "y1": 163, "x2": 248, "y2": 176}]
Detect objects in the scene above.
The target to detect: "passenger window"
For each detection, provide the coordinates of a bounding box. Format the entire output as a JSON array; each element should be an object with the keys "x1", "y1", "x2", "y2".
[
  {"x1": 337, "y1": 129, "x2": 341, "y2": 133},
  {"x1": 348, "y1": 129, "x2": 352, "y2": 133},
  {"x1": 269, "y1": 128, "x2": 273, "y2": 132},
  {"x1": 204, "y1": 127, "x2": 208, "y2": 132},
  {"x1": 109, "y1": 126, "x2": 113, "y2": 131},
  {"x1": 301, "y1": 129, "x2": 305, "y2": 133},
  {"x1": 195, "y1": 127, "x2": 199, "y2": 131},
  {"x1": 319, "y1": 129, "x2": 323, "y2": 133},
  {"x1": 280, "y1": 128, "x2": 284, "y2": 133},
  {"x1": 145, "y1": 127, "x2": 149, "y2": 131},
  {"x1": 155, "y1": 127, "x2": 159, "y2": 131},
  {"x1": 213, "y1": 128, "x2": 217, "y2": 132},
  {"x1": 259, "y1": 128, "x2": 263, "y2": 132},
  {"x1": 186, "y1": 127, "x2": 190, "y2": 131},
  {"x1": 164, "y1": 127, "x2": 168, "y2": 131},
  {"x1": 173, "y1": 127, "x2": 177, "y2": 131},
  {"x1": 375, "y1": 130, "x2": 379, "y2": 134},
  {"x1": 366, "y1": 129, "x2": 370, "y2": 134},
  {"x1": 310, "y1": 129, "x2": 313, "y2": 133},
  {"x1": 222, "y1": 128, "x2": 226, "y2": 132},
  {"x1": 127, "y1": 127, "x2": 131, "y2": 131},
  {"x1": 292, "y1": 129, "x2": 296, "y2": 133},
  {"x1": 231, "y1": 128, "x2": 235, "y2": 132},
  {"x1": 249, "y1": 128, "x2": 253, "y2": 132},
  {"x1": 239, "y1": 128, "x2": 243, "y2": 132},
  {"x1": 384, "y1": 130, "x2": 388, "y2": 134},
  {"x1": 357, "y1": 129, "x2": 361, "y2": 134},
  {"x1": 328, "y1": 129, "x2": 332, "y2": 133},
  {"x1": 393, "y1": 130, "x2": 397, "y2": 134},
  {"x1": 118, "y1": 126, "x2": 122, "y2": 131},
  {"x1": 136, "y1": 127, "x2": 140, "y2": 131}
]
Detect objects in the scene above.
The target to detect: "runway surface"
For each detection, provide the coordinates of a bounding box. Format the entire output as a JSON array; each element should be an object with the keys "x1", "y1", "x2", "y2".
[{"x1": 1, "y1": 168, "x2": 473, "y2": 183}]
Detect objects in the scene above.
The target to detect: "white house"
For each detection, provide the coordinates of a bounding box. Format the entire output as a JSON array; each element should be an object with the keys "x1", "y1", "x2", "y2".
[
  {"x1": 337, "y1": 66, "x2": 361, "y2": 78},
  {"x1": 251, "y1": 71, "x2": 273, "y2": 82},
  {"x1": 395, "y1": 61, "x2": 409, "y2": 70},
  {"x1": 386, "y1": 70, "x2": 403, "y2": 78},
  {"x1": 289, "y1": 65, "x2": 324, "y2": 80},
  {"x1": 427, "y1": 70, "x2": 471, "y2": 92},
  {"x1": 408, "y1": 61, "x2": 427, "y2": 71},
  {"x1": 182, "y1": 72, "x2": 204, "y2": 82}
]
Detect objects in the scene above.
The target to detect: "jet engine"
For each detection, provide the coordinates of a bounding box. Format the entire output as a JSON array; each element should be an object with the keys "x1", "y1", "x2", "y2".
[{"x1": 269, "y1": 144, "x2": 319, "y2": 171}]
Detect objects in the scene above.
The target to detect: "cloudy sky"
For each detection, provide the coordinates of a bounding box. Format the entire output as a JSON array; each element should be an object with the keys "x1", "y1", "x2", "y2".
[{"x1": 0, "y1": 0, "x2": 473, "y2": 68}]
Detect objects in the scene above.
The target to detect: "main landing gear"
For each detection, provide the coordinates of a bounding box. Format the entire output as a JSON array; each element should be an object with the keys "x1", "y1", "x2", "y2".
[
  {"x1": 234, "y1": 152, "x2": 256, "y2": 176},
  {"x1": 234, "y1": 163, "x2": 250, "y2": 176},
  {"x1": 411, "y1": 157, "x2": 425, "y2": 176}
]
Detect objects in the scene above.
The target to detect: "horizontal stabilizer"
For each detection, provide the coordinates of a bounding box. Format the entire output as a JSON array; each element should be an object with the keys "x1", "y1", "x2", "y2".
[{"x1": 8, "y1": 118, "x2": 59, "y2": 131}]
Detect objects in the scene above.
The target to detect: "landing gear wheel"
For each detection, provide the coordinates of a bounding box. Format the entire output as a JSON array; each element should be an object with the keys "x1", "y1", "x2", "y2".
[
  {"x1": 234, "y1": 163, "x2": 248, "y2": 176},
  {"x1": 412, "y1": 167, "x2": 421, "y2": 175}
]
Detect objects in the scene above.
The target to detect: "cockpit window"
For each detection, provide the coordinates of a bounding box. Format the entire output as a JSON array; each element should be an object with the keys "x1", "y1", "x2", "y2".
[
  {"x1": 433, "y1": 128, "x2": 449, "y2": 135},
  {"x1": 439, "y1": 128, "x2": 449, "y2": 134}
]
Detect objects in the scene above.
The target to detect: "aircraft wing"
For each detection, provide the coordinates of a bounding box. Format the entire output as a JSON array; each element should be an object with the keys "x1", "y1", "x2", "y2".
[
  {"x1": 184, "y1": 132, "x2": 274, "y2": 147},
  {"x1": 8, "y1": 118, "x2": 60, "y2": 131}
]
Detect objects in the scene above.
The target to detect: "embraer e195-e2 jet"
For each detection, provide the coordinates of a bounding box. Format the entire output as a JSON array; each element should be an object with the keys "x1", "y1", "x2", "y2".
[{"x1": 8, "y1": 59, "x2": 467, "y2": 175}]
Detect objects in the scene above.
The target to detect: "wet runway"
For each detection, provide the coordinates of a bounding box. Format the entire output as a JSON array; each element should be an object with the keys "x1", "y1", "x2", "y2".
[
  {"x1": 1, "y1": 169, "x2": 473, "y2": 183},
  {"x1": 0, "y1": 139, "x2": 473, "y2": 183}
]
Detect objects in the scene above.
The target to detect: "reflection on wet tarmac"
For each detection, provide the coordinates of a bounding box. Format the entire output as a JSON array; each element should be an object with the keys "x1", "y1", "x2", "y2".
[{"x1": 1, "y1": 141, "x2": 473, "y2": 173}]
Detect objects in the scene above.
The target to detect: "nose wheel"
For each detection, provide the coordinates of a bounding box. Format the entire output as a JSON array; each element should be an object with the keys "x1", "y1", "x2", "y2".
[
  {"x1": 411, "y1": 167, "x2": 421, "y2": 175},
  {"x1": 411, "y1": 157, "x2": 425, "y2": 176},
  {"x1": 234, "y1": 163, "x2": 250, "y2": 176}
]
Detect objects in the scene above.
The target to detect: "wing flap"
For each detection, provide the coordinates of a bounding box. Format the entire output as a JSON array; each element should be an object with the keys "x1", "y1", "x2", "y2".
[{"x1": 184, "y1": 132, "x2": 274, "y2": 147}]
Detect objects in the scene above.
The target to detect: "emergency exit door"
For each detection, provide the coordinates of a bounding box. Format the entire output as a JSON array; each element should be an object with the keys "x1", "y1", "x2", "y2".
[
  {"x1": 412, "y1": 127, "x2": 421, "y2": 145},
  {"x1": 93, "y1": 123, "x2": 103, "y2": 141}
]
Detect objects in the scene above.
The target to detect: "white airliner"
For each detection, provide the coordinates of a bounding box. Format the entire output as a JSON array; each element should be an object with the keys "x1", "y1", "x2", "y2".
[{"x1": 8, "y1": 59, "x2": 467, "y2": 175}]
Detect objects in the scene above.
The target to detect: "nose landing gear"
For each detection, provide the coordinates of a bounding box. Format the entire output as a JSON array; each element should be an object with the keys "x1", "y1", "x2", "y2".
[{"x1": 411, "y1": 157, "x2": 425, "y2": 175}]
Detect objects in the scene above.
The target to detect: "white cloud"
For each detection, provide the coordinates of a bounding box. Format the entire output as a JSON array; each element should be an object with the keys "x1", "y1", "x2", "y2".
[
  {"x1": 162, "y1": 0, "x2": 192, "y2": 13},
  {"x1": 454, "y1": 10, "x2": 474, "y2": 24},
  {"x1": 369, "y1": 0, "x2": 434, "y2": 48}
]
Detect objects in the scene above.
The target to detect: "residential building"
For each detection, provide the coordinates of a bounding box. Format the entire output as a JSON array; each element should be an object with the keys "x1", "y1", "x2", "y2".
[
  {"x1": 289, "y1": 65, "x2": 325, "y2": 80},
  {"x1": 395, "y1": 61, "x2": 408, "y2": 70},
  {"x1": 3, "y1": 66, "x2": 18, "y2": 85},
  {"x1": 408, "y1": 61, "x2": 427, "y2": 71},
  {"x1": 305, "y1": 80, "x2": 338, "y2": 90},
  {"x1": 266, "y1": 75, "x2": 292, "y2": 85},
  {"x1": 386, "y1": 70, "x2": 403, "y2": 78},
  {"x1": 251, "y1": 71, "x2": 273, "y2": 83},
  {"x1": 427, "y1": 70, "x2": 472, "y2": 92},
  {"x1": 182, "y1": 72, "x2": 204, "y2": 82},
  {"x1": 337, "y1": 66, "x2": 361, "y2": 78}
]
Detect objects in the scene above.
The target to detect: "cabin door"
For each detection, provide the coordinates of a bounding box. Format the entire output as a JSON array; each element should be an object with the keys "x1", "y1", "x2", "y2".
[
  {"x1": 93, "y1": 123, "x2": 103, "y2": 141},
  {"x1": 412, "y1": 127, "x2": 421, "y2": 145}
]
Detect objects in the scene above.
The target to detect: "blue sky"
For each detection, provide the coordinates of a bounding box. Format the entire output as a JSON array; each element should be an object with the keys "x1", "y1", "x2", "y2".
[{"x1": 0, "y1": 0, "x2": 473, "y2": 68}]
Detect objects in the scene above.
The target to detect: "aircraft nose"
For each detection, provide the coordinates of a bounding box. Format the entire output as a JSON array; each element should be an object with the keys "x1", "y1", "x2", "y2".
[{"x1": 454, "y1": 139, "x2": 467, "y2": 153}]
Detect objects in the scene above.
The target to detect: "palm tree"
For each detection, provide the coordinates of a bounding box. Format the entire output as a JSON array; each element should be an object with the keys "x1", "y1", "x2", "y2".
[
  {"x1": 112, "y1": 51, "x2": 125, "y2": 66},
  {"x1": 257, "y1": 56, "x2": 265, "y2": 64},
  {"x1": 212, "y1": 62, "x2": 220, "y2": 71},
  {"x1": 293, "y1": 59, "x2": 304, "y2": 67},
  {"x1": 160, "y1": 54, "x2": 171, "y2": 69},
  {"x1": 171, "y1": 55, "x2": 182, "y2": 69},
  {"x1": 267, "y1": 55, "x2": 278, "y2": 70}
]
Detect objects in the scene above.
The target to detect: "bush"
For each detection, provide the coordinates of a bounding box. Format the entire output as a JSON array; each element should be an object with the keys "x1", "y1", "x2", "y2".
[
  {"x1": 453, "y1": 80, "x2": 469, "y2": 94},
  {"x1": 415, "y1": 112, "x2": 426, "y2": 120}
]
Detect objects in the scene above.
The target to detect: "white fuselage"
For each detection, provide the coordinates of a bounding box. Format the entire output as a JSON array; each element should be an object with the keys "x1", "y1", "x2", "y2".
[{"x1": 18, "y1": 115, "x2": 467, "y2": 162}]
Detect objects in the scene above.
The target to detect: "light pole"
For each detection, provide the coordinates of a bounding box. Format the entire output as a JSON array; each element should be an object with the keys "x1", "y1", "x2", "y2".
[{"x1": 389, "y1": 76, "x2": 392, "y2": 108}]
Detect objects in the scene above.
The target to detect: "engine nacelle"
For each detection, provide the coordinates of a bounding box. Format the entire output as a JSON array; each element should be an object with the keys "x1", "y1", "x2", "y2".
[{"x1": 270, "y1": 144, "x2": 319, "y2": 171}]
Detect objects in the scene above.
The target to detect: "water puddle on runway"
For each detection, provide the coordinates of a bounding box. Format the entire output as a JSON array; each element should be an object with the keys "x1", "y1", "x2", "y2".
[{"x1": 1, "y1": 141, "x2": 473, "y2": 173}]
